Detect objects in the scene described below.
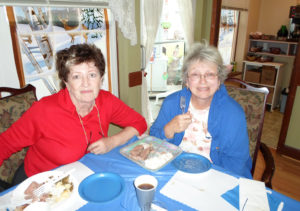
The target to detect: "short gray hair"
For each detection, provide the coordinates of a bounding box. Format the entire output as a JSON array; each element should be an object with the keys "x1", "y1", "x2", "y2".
[{"x1": 182, "y1": 42, "x2": 228, "y2": 85}]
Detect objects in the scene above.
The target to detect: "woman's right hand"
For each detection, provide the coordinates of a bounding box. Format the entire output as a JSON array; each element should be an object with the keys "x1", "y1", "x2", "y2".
[{"x1": 164, "y1": 111, "x2": 192, "y2": 139}]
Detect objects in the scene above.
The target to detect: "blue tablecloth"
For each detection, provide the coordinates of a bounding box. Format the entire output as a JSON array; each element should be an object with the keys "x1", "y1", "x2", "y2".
[
  {"x1": 1, "y1": 137, "x2": 300, "y2": 210},
  {"x1": 76, "y1": 137, "x2": 300, "y2": 211}
]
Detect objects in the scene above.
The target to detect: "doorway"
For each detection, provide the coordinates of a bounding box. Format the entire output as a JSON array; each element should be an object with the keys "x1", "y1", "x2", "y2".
[{"x1": 146, "y1": 0, "x2": 186, "y2": 123}]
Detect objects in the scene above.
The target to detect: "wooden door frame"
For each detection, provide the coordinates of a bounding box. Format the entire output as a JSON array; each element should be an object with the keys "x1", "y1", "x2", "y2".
[
  {"x1": 6, "y1": 6, "x2": 26, "y2": 87},
  {"x1": 210, "y1": 0, "x2": 222, "y2": 46},
  {"x1": 277, "y1": 41, "x2": 300, "y2": 160}
]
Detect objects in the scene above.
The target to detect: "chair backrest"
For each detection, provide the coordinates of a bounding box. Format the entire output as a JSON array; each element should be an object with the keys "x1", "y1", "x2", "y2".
[
  {"x1": 225, "y1": 78, "x2": 269, "y2": 175},
  {"x1": 0, "y1": 84, "x2": 37, "y2": 184}
]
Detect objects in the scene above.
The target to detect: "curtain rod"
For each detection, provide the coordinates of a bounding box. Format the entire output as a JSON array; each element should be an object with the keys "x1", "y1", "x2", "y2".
[{"x1": 222, "y1": 6, "x2": 248, "y2": 12}]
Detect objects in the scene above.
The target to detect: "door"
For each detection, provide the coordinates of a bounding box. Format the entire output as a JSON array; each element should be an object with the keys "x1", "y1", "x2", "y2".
[{"x1": 277, "y1": 41, "x2": 300, "y2": 160}]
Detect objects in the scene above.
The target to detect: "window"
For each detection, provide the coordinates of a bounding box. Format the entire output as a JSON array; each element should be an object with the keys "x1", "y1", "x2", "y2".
[
  {"x1": 7, "y1": 6, "x2": 118, "y2": 99},
  {"x1": 218, "y1": 9, "x2": 239, "y2": 65}
]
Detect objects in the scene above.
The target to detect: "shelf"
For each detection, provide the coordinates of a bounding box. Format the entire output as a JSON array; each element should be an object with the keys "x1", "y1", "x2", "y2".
[
  {"x1": 242, "y1": 61, "x2": 284, "y2": 111},
  {"x1": 248, "y1": 51, "x2": 295, "y2": 58},
  {"x1": 248, "y1": 39, "x2": 298, "y2": 57},
  {"x1": 250, "y1": 39, "x2": 298, "y2": 45},
  {"x1": 243, "y1": 60, "x2": 284, "y2": 67}
]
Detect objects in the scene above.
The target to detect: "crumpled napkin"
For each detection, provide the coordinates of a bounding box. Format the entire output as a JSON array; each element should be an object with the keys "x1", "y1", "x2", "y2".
[{"x1": 222, "y1": 184, "x2": 282, "y2": 211}]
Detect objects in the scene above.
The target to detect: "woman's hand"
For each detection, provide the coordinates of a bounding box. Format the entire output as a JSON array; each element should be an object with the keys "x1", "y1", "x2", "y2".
[
  {"x1": 87, "y1": 126, "x2": 139, "y2": 154},
  {"x1": 87, "y1": 137, "x2": 114, "y2": 154},
  {"x1": 164, "y1": 111, "x2": 192, "y2": 139}
]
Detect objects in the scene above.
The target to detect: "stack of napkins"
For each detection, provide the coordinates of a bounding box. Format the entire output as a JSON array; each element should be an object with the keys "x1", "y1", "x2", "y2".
[
  {"x1": 239, "y1": 178, "x2": 269, "y2": 211},
  {"x1": 160, "y1": 169, "x2": 239, "y2": 210}
]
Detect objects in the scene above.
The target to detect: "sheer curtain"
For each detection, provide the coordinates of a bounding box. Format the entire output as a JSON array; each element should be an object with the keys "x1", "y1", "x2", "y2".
[
  {"x1": 109, "y1": 0, "x2": 137, "y2": 45},
  {"x1": 141, "y1": 0, "x2": 163, "y2": 126},
  {"x1": 177, "y1": 0, "x2": 194, "y2": 50}
]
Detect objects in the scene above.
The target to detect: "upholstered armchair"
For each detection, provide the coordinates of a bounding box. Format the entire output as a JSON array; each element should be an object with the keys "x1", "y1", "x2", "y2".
[
  {"x1": 225, "y1": 78, "x2": 275, "y2": 188},
  {"x1": 0, "y1": 84, "x2": 37, "y2": 189}
]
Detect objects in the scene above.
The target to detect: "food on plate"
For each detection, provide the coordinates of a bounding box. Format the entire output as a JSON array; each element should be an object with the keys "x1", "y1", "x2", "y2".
[
  {"x1": 24, "y1": 181, "x2": 50, "y2": 202},
  {"x1": 129, "y1": 142, "x2": 174, "y2": 170},
  {"x1": 144, "y1": 151, "x2": 173, "y2": 170},
  {"x1": 52, "y1": 175, "x2": 73, "y2": 202},
  {"x1": 129, "y1": 143, "x2": 154, "y2": 161},
  {"x1": 15, "y1": 174, "x2": 73, "y2": 210},
  {"x1": 121, "y1": 136, "x2": 182, "y2": 171}
]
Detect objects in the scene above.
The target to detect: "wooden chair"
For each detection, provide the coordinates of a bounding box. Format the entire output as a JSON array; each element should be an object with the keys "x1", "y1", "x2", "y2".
[
  {"x1": 225, "y1": 78, "x2": 275, "y2": 188},
  {"x1": 0, "y1": 84, "x2": 37, "y2": 189}
]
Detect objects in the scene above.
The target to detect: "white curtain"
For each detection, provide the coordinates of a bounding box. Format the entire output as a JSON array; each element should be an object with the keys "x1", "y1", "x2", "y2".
[
  {"x1": 109, "y1": 0, "x2": 137, "y2": 45},
  {"x1": 141, "y1": 0, "x2": 163, "y2": 126},
  {"x1": 177, "y1": 0, "x2": 194, "y2": 51}
]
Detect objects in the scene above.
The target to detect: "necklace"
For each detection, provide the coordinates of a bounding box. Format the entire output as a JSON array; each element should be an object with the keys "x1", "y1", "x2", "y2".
[
  {"x1": 76, "y1": 104, "x2": 105, "y2": 146},
  {"x1": 94, "y1": 104, "x2": 105, "y2": 137}
]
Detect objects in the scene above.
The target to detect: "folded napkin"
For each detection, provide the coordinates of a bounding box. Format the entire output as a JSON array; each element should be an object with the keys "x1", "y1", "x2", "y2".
[
  {"x1": 160, "y1": 169, "x2": 239, "y2": 210},
  {"x1": 221, "y1": 182, "x2": 283, "y2": 211},
  {"x1": 239, "y1": 178, "x2": 269, "y2": 211},
  {"x1": 55, "y1": 161, "x2": 94, "y2": 211}
]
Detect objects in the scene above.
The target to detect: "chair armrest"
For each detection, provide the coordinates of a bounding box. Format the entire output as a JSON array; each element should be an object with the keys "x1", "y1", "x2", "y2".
[{"x1": 260, "y1": 143, "x2": 275, "y2": 189}]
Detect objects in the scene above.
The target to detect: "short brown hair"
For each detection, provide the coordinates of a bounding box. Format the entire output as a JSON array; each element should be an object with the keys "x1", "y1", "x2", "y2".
[{"x1": 56, "y1": 43, "x2": 106, "y2": 89}]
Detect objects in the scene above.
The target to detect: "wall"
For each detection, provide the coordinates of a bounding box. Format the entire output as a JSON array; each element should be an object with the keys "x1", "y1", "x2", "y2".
[
  {"x1": 257, "y1": 0, "x2": 298, "y2": 88},
  {"x1": 194, "y1": 0, "x2": 213, "y2": 43},
  {"x1": 257, "y1": 0, "x2": 297, "y2": 35},
  {"x1": 285, "y1": 86, "x2": 300, "y2": 149}
]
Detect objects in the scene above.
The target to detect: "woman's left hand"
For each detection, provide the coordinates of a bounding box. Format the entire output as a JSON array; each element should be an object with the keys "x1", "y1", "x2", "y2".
[{"x1": 87, "y1": 137, "x2": 114, "y2": 154}]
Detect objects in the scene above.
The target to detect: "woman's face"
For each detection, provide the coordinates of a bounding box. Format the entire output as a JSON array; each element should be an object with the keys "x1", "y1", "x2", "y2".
[
  {"x1": 186, "y1": 60, "x2": 220, "y2": 105},
  {"x1": 65, "y1": 62, "x2": 102, "y2": 107}
]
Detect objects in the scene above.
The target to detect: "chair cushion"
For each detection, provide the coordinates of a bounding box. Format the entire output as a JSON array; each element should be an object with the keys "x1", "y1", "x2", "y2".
[
  {"x1": 0, "y1": 90, "x2": 36, "y2": 183},
  {"x1": 226, "y1": 87, "x2": 265, "y2": 158}
]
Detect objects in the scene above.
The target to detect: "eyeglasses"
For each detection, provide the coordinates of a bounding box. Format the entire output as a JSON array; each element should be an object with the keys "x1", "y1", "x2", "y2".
[{"x1": 188, "y1": 72, "x2": 218, "y2": 81}]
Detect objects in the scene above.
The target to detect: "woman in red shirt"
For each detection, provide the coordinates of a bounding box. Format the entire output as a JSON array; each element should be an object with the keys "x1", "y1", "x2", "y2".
[{"x1": 0, "y1": 44, "x2": 147, "y2": 186}]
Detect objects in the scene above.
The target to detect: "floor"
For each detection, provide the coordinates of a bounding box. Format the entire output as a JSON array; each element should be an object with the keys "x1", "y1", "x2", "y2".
[
  {"x1": 261, "y1": 109, "x2": 284, "y2": 149},
  {"x1": 254, "y1": 109, "x2": 300, "y2": 202},
  {"x1": 149, "y1": 93, "x2": 300, "y2": 202}
]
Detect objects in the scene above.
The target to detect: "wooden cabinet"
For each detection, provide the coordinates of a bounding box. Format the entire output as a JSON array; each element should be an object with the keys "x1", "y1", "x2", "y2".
[
  {"x1": 242, "y1": 61, "x2": 284, "y2": 111},
  {"x1": 248, "y1": 39, "x2": 298, "y2": 57}
]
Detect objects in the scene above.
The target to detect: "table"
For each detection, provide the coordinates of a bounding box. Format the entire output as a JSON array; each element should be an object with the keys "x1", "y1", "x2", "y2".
[{"x1": 1, "y1": 137, "x2": 300, "y2": 210}]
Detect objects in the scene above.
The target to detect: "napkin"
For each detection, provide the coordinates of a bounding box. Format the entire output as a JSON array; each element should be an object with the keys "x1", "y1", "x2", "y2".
[
  {"x1": 221, "y1": 183, "x2": 283, "y2": 211},
  {"x1": 239, "y1": 178, "x2": 269, "y2": 211},
  {"x1": 160, "y1": 169, "x2": 239, "y2": 210},
  {"x1": 55, "y1": 161, "x2": 94, "y2": 211}
]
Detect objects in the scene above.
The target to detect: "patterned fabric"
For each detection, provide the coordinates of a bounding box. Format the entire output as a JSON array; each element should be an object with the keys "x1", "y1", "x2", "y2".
[
  {"x1": 180, "y1": 103, "x2": 212, "y2": 162},
  {"x1": 226, "y1": 86, "x2": 265, "y2": 158},
  {"x1": 0, "y1": 90, "x2": 36, "y2": 183}
]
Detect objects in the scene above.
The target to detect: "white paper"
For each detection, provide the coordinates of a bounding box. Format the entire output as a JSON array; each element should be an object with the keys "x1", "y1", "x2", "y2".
[
  {"x1": 160, "y1": 169, "x2": 239, "y2": 211},
  {"x1": 239, "y1": 178, "x2": 270, "y2": 211}
]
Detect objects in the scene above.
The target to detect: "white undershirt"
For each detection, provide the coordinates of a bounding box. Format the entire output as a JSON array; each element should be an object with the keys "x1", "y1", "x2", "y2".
[{"x1": 179, "y1": 102, "x2": 212, "y2": 162}]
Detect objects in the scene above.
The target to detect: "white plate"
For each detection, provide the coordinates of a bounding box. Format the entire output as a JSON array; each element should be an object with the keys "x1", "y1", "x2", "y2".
[{"x1": 11, "y1": 170, "x2": 78, "y2": 210}]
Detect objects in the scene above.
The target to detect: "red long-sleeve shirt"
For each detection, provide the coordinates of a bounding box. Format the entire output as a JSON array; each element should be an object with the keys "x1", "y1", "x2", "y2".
[{"x1": 0, "y1": 88, "x2": 147, "y2": 177}]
